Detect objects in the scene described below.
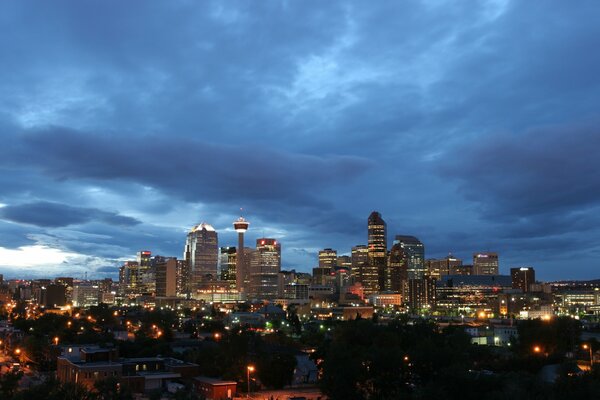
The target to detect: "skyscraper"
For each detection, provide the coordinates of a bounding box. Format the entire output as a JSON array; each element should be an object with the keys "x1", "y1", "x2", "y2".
[
  {"x1": 220, "y1": 246, "x2": 237, "y2": 289},
  {"x1": 319, "y1": 248, "x2": 338, "y2": 269},
  {"x1": 394, "y1": 235, "x2": 425, "y2": 279},
  {"x1": 313, "y1": 248, "x2": 337, "y2": 286},
  {"x1": 388, "y1": 242, "x2": 407, "y2": 292},
  {"x1": 233, "y1": 216, "x2": 250, "y2": 293},
  {"x1": 367, "y1": 211, "x2": 387, "y2": 294},
  {"x1": 184, "y1": 222, "x2": 218, "y2": 293},
  {"x1": 426, "y1": 254, "x2": 462, "y2": 279},
  {"x1": 511, "y1": 267, "x2": 535, "y2": 292},
  {"x1": 473, "y1": 252, "x2": 499, "y2": 275},
  {"x1": 137, "y1": 250, "x2": 155, "y2": 294},
  {"x1": 351, "y1": 245, "x2": 368, "y2": 284},
  {"x1": 393, "y1": 235, "x2": 426, "y2": 309},
  {"x1": 249, "y1": 238, "x2": 281, "y2": 300},
  {"x1": 155, "y1": 258, "x2": 177, "y2": 297}
]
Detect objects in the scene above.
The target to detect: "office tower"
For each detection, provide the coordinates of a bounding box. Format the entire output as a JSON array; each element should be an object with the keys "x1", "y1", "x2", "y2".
[
  {"x1": 72, "y1": 284, "x2": 99, "y2": 308},
  {"x1": 220, "y1": 246, "x2": 237, "y2": 289},
  {"x1": 176, "y1": 259, "x2": 189, "y2": 297},
  {"x1": 388, "y1": 242, "x2": 407, "y2": 292},
  {"x1": 155, "y1": 258, "x2": 177, "y2": 297},
  {"x1": 184, "y1": 222, "x2": 218, "y2": 292},
  {"x1": 393, "y1": 235, "x2": 426, "y2": 308},
  {"x1": 367, "y1": 211, "x2": 387, "y2": 294},
  {"x1": 312, "y1": 266, "x2": 329, "y2": 286},
  {"x1": 136, "y1": 251, "x2": 155, "y2": 294},
  {"x1": 249, "y1": 238, "x2": 281, "y2": 300},
  {"x1": 511, "y1": 267, "x2": 535, "y2": 292},
  {"x1": 452, "y1": 264, "x2": 473, "y2": 275},
  {"x1": 233, "y1": 216, "x2": 250, "y2": 292},
  {"x1": 278, "y1": 270, "x2": 295, "y2": 297},
  {"x1": 98, "y1": 278, "x2": 112, "y2": 293},
  {"x1": 473, "y1": 252, "x2": 499, "y2": 275},
  {"x1": 407, "y1": 277, "x2": 436, "y2": 312},
  {"x1": 426, "y1": 254, "x2": 463, "y2": 279},
  {"x1": 123, "y1": 261, "x2": 139, "y2": 295},
  {"x1": 394, "y1": 235, "x2": 425, "y2": 279},
  {"x1": 312, "y1": 248, "x2": 337, "y2": 286},
  {"x1": 319, "y1": 248, "x2": 338, "y2": 268},
  {"x1": 337, "y1": 255, "x2": 351, "y2": 269},
  {"x1": 351, "y1": 245, "x2": 369, "y2": 283},
  {"x1": 34, "y1": 284, "x2": 66, "y2": 308},
  {"x1": 119, "y1": 251, "x2": 153, "y2": 296},
  {"x1": 55, "y1": 277, "x2": 74, "y2": 302}
]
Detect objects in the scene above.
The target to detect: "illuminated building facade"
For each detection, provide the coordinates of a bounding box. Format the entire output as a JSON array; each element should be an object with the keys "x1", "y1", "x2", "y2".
[
  {"x1": 367, "y1": 211, "x2": 387, "y2": 295},
  {"x1": 155, "y1": 258, "x2": 177, "y2": 297},
  {"x1": 137, "y1": 250, "x2": 155, "y2": 294},
  {"x1": 351, "y1": 245, "x2": 368, "y2": 284},
  {"x1": 184, "y1": 223, "x2": 218, "y2": 292},
  {"x1": 319, "y1": 248, "x2": 338, "y2": 269},
  {"x1": 511, "y1": 267, "x2": 535, "y2": 292},
  {"x1": 394, "y1": 235, "x2": 425, "y2": 279},
  {"x1": 249, "y1": 238, "x2": 281, "y2": 300},
  {"x1": 473, "y1": 252, "x2": 499, "y2": 275},
  {"x1": 219, "y1": 246, "x2": 237, "y2": 289},
  {"x1": 426, "y1": 255, "x2": 462, "y2": 279},
  {"x1": 388, "y1": 242, "x2": 407, "y2": 292}
]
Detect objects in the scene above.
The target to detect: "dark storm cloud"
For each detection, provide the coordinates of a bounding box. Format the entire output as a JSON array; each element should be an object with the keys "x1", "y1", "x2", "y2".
[
  {"x1": 437, "y1": 123, "x2": 600, "y2": 238},
  {"x1": 0, "y1": 201, "x2": 140, "y2": 228},
  {"x1": 7, "y1": 127, "x2": 371, "y2": 216},
  {"x1": 1, "y1": 1, "x2": 600, "y2": 279}
]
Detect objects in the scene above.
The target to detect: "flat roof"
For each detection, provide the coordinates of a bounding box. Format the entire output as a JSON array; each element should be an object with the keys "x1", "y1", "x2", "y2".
[{"x1": 194, "y1": 376, "x2": 237, "y2": 385}]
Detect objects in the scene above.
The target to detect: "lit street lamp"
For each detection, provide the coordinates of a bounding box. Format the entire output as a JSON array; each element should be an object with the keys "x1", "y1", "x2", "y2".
[
  {"x1": 247, "y1": 365, "x2": 255, "y2": 398},
  {"x1": 583, "y1": 343, "x2": 593, "y2": 369}
]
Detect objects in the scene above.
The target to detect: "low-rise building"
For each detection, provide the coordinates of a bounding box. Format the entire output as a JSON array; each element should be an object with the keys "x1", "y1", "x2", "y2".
[{"x1": 193, "y1": 376, "x2": 237, "y2": 400}]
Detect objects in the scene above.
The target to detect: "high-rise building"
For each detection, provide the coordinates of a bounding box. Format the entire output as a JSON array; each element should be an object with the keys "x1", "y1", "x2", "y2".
[
  {"x1": 176, "y1": 259, "x2": 189, "y2": 297},
  {"x1": 72, "y1": 284, "x2": 99, "y2": 307},
  {"x1": 426, "y1": 255, "x2": 462, "y2": 279},
  {"x1": 319, "y1": 248, "x2": 338, "y2": 269},
  {"x1": 184, "y1": 223, "x2": 218, "y2": 293},
  {"x1": 120, "y1": 251, "x2": 154, "y2": 296},
  {"x1": 473, "y1": 252, "x2": 499, "y2": 275},
  {"x1": 394, "y1": 236, "x2": 425, "y2": 279},
  {"x1": 392, "y1": 235, "x2": 425, "y2": 307},
  {"x1": 388, "y1": 242, "x2": 407, "y2": 292},
  {"x1": 367, "y1": 211, "x2": 387, "y2": 294},
  {"x1": 249, "y1": 238, "x2": 281, "y2": 300},
  {"x1": 233, "y1": 216, "x2": 250, "y2": 293},
  {"x1": 351, "y1": 245, "x2": 369, "y2": 284},
  {"x1": 220, "y1": 246, "x2": 237, "y2": 289},
  {"x1": 337, "y1": 255, "x2": 352, "y2": 269},
  {"x1": 407, "y1": 277, "x2": 436, "y2": 312},
  {"x1": 155, "y1": 258, "x2": 177, "y2": 297},
  {"x1": 511, "y1": 267, "x2": 535, "y2": 292}
]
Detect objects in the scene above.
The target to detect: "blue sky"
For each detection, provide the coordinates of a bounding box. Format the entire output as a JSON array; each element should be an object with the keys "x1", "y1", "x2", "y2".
[{"x1": 1, "y1": 1, "x2": 599, "y2": 280}]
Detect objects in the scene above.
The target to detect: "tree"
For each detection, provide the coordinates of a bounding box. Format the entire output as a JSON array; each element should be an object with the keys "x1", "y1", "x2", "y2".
[
  {"x1": 256, "y1": 352, "x2": 297, "y2": 389},
  {"x1": 0, "y1": 370, "x2": 23, "y2": 398},
  {"x1": 94, "y1": 376, "x2": 134, "y2": 400}
]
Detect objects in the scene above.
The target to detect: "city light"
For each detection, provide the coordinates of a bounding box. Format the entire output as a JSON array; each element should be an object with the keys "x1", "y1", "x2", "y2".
[{"x1": 247, "y1": 365, "x2": 255, "y2": 398}]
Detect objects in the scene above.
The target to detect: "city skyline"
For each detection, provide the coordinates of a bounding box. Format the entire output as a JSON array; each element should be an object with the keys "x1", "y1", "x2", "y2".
[{"x1": 1, "y1": 2, "x2": 600, "y2": 280}]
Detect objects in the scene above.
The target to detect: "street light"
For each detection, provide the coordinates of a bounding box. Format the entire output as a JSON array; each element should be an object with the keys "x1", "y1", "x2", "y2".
[
  {"x1": 583, "y1": 344, "x2": 593, "y2": 368},
  {"x1": 533, "y1": 345, "x2": 541, "y2": 354},
  {"x1": 247, "y1": 365, "x2": 255, "y2": 398},
  {"x1": 54, "y1": 336, "x2": 59, "y2": 346}
]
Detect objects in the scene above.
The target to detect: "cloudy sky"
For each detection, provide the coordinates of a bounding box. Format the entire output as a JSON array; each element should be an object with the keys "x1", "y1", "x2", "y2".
[{"x1": 1, "y1": 1, "x2": 599, "y2": 280}]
